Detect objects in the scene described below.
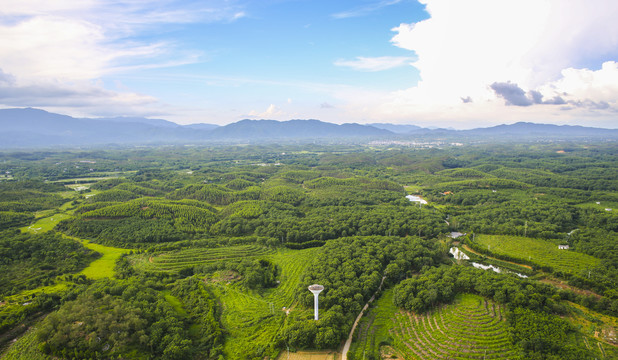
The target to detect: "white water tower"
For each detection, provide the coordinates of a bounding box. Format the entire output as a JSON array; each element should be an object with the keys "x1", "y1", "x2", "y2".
[{"x1": 308, "y1": 284, "x2": 324, "y2": 320}]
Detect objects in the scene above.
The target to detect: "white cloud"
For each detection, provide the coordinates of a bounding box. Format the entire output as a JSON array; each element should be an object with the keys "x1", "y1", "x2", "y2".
[
  {"x1": 334, "y1": 56, "x2": 416, "y2": 72},
  {"x1": 0, "y1": 0, "x2": 246, "y2": 117},
  {"x1": 341, "y1": 0, "x2": 618, "y2": 128},
  {"x1": 0, "y1": 72, "x2": 165, "y2": 118},
  {"x1": 0, "y1": 1, "x2": 245, "y2": 81},
  {"x1": 247, "y1": 104, "x2": 284, "y2": 119}
]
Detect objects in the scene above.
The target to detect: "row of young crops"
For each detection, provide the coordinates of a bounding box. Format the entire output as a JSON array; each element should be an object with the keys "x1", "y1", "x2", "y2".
[
  {"x1": 147, "y1": 244, "x2": 275, "y2": 271},
  {"x1": 390, "y1": 294, "x2": 515, "y2": 359},
  {"x1": 210, "y1": 248, "x2": 319, "y2": 359}
]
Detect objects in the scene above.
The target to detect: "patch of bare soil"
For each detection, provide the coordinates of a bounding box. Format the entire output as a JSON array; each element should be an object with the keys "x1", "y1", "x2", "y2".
[
  {"x1": 380, "y1": 345, "x2": 402, "y2": 359},
  {"x1": 210, "y1": 270, "x2": 241, "y2": 284},
  {"x1": 540, "y1": 277, "x2": 601, "y2": 299}
]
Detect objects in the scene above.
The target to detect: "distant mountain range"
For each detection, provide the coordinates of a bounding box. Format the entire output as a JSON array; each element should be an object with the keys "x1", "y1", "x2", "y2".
[
  {"x1": 367, "y1": 123, "x2": 422, "y2": 133},
  {"x1": 0, "y1": 108, "x2": 616, "y2": 148},
  {"x1": 208, "y1": 119, "x2": 391, "y2": 140}
]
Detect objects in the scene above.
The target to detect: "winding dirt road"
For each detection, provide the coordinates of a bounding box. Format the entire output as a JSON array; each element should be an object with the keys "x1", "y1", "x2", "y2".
[{"x1": 341, "y1": 275, "x2": 387, "y2": 360}]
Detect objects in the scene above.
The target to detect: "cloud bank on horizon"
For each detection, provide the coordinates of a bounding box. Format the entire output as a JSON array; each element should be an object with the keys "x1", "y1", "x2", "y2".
[{"x1": 0, "y1": 0, "x2": 617, "y2": 128}]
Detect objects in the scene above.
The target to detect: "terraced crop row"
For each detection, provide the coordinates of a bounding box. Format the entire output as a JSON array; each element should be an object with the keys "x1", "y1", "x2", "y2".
[
  {"x1": 390, "y1": 294, "x2": 515, "y2": 359},
  {"x1": 212, "y1": 248, "x2": 318, "y2": 359},
  {"x1": 263, "y1": 248, "x2": 319, "y2": 308},
  {"x1": 149, "y1": 244, "x2": 274, "y2": 271}
]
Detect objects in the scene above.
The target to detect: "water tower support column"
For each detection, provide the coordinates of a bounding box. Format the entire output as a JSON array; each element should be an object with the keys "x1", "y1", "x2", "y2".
[{"x1": 308, "y1": 284, "x2": 324, "y2": 321}]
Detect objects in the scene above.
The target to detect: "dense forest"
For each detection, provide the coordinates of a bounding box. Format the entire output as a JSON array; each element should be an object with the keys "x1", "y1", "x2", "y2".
[{"x1": 0, "y1": 142, "x2": 617, "y2": 359}]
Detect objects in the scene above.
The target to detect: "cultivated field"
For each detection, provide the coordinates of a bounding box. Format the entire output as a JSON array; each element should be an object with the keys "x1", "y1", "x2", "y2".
[
  {"x1": 211, "y1": 248, "x2": 319, "y2": 359},
  {"x1": 138, "y1": 244, "x2": 275, "y2": 272},
  {"x1": 348, "y1": 289, "x2": 399, "y2": 359},
  {"x1": 391, "y1": 294, "x2": 515, "y2": 359},
  {"x1": 475, "y1": 234, "x2": 600, "y2": 274}
]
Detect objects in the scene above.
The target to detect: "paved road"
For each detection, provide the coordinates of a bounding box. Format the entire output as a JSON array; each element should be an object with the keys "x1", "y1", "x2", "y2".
[{"x1": 340, "y1": 276, "x2": 387, "y2": 360}]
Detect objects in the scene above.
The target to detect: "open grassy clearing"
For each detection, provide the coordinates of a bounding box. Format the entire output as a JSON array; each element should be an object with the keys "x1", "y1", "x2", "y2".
[
  {"x1": 20, "y1": 213, "x2": 71, "y2": 234},
  {"x1": 209, "y1": 248, "x2": 318, "y2": 359},
  {"x1": 20, "y1": 196, "x2": 78, "y2": 233},
  {"x1": 475, "y1": 234, "x2": 600, "y2": 274},
  {"x1": 391, "y1": 293, "x2": 515, "y2": 360},
  {"x1": 69, "y1": 236, "x2": 133, "y2": 279}
]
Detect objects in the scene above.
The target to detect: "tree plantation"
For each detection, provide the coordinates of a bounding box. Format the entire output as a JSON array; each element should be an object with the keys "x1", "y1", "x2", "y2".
[{"x1": 0, "y1": 143, "x2": 617, "y2": 359}]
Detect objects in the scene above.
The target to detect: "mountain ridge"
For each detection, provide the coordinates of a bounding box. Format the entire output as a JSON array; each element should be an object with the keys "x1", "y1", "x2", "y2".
[{"x1": 0, "y1": 108, "x2": 616, "y2": 148}]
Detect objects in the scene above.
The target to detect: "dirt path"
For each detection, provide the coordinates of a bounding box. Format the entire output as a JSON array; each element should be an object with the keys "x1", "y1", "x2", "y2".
[
  {"x1": 540, "y1": 278, "x2": 602, "y2": 299},
  {"x1": 341, "y1": 276, "x2": 386, "y2": 360},
  {"x1": 461, "y1": 244, "x2": 533, "y2": 270}
]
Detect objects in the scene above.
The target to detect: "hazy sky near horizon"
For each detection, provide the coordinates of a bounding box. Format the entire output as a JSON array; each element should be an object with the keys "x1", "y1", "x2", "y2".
[{"x1": 1, "y1": 0, "x2": 617, "y2": 128}]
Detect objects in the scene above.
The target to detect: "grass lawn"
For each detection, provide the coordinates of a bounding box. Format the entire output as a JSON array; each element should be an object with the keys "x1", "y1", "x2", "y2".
[
  {"x1": 21, "y1": 212, "x2": 72, "y2": 233},
  {"x1": 70, "y1": 237, "x2": 133, "y2": 279},
  {"x1": 475, "y1": 234, "x2": 600, "y2": 274}
]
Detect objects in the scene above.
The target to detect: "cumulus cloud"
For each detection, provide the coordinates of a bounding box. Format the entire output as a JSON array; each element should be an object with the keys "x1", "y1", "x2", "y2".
[
  {"x1": 0, "y1": 0, "x2": 246, "y2": 117},
  {"x1": 247, "y1": 104, "x2": 284, "y2": 119},
  {"x1": 334, "y1": 56, "x2": 416, "y2": 72},
  {"x1": 345, "y1": 0, "x2": 618, "y2": 127},
  {"x1": 0, "y1": 0, "x2": 242, "y2": 81}
]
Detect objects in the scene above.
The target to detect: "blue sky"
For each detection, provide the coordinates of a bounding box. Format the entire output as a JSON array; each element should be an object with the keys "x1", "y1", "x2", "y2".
[{"x1": 1, "y1": 0, "x2": 617, "y2": 128}]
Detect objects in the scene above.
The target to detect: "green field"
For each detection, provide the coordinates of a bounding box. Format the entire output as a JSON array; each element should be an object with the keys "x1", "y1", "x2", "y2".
[
  {"x1": 20, "y1": 212, "x2": 72, "y2": 234},
  {"x1": 475, "y1": 234, "x2": 600, "y2": 274},
  {"x1": 391, "y1": 294, "x2": 515, "y2": 359},
  {"x1": 72, "y1": 237, "x2": 133, "y2": 279}
]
